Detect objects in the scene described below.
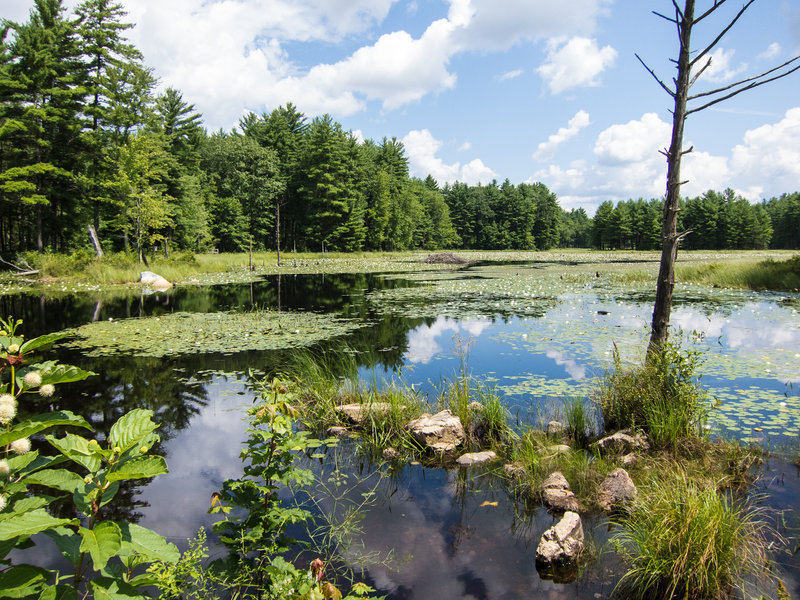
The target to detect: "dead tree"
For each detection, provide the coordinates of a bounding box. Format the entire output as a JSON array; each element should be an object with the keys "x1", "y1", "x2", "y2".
[{"x1": 642, "y1": 0, "x2": 800, "y2": 355}]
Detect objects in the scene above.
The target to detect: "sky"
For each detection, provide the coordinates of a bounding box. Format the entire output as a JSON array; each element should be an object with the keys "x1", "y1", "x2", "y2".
[{"x1": 5, "y1": 0, "x2": 800, "y2": 214}]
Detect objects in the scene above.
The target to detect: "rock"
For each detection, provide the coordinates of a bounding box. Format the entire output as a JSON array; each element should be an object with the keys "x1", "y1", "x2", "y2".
[
  {"x1": 407, "y1": 410, "x2": 465, "y2": 452},
  {"x1": 326, "y1": 426, "x2": 349, "y2": 437},
  {"x1": 382, "y1": 448, "x2": 401, "y2": 460},
  {"x1": 456, "y1": 450, "x2": 497, "y2": 466},
  {"x1": 547, "y1": 420, "x2": 565, "y2": 436},
  {"x1": 336, "y1": 402, "x2": 393, "y2": 425},
  {"x1": 503, "y1": 463, "x2": 526, "y2": 479},
  {"x1": 597, "y1": 468, "x2": 638, "y2": 512},
  {"x1": 468, "y1": 401, "x2": 484, "y2": 412},
  {"x1": 535, "y1": 511, "x2": 584, "y2": 565},
  {"x1": 139, "y1": 271, "x2": 172, "y2": 290},
  {"x1": 540, "y1": 472, "x2": 580, "y2": 513},
  {"x1": 546, "y1": 444, "x2": 572, "y2": 456},
  {"x1": 620, "y1": 453, "x2": 638, "y2": 467},
  {"x1": 593, "y1": 431, "x2": 649, "y2": 456}
]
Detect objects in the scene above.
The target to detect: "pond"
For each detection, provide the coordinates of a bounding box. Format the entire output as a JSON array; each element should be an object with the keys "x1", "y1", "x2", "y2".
[{"x1": 6, "y1": 259, "x2": 800, "y2": 598}]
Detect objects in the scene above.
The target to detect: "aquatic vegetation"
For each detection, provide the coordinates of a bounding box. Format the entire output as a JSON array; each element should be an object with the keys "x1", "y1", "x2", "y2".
[
  {"x1": 612, "y1": 467, "x2": 775, "y2": 600},
  {"x1": 64, "y1": 309, "x2": 367, "y2": 357},
  {"x1": 678, "y1": 254, "x2": 800, "y2": 292}
]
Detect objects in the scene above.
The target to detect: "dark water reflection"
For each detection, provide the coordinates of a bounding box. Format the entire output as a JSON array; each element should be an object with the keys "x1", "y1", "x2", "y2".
[{"x1": 6, "y1": 270, "x2": 800, "y2": 598}]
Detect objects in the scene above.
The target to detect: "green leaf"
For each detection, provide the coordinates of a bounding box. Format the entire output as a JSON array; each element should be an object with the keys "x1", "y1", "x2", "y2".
[
  {"x1": 38, "y1": 363, "x2": 96, "y2": 386},
  {"x1": 46, "y1": 434, "x2": 102, "y2": 473},
  {"x1": 23, "y1": 469, "x2": 85, "y2": 494},
  {"x1": 0, "y1": 565, "x2": 49, "y2": 598},
  {"x1": 105, "y1": 456, "x2": 167, "y2": 482},
  {"x1": 118, "y1": 522, "x2": 179, "y2": 564},
  {"x1": 0, "y1": 509, "x2": 76, "y2": 541},
  {"x1": 89, "y1": 577, "x2": 147, "y2": 600},
  {"x1": 7, "y1": 452, "x2": 67, "y2": 477},
  {"x1": 44, "y1": 527, "x2": 82, "y2": 565},
  {"x1": 0, "y1": 496, "x2": 50, "y2": 521},
  {"x1": 79, "y1": 522, "x2": 122, "y2": 572},
  {"x1": 109, "y1": 410, "x2": 159, "y2": 454},
  {"x1": 39, "y1": 584, "x2": 78, "y2": 600},
  {"x1": 19, "y1": 333, "x2": 68, "y2": 355},
  {"x1": 0, "y1": 412, "x2": 92, "y2": 448}
]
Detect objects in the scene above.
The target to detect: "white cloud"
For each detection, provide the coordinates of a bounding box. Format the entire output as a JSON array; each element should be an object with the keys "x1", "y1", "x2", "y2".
[
  {"x1": 533, "y1": 110, "x2": 591, "y2": 161},
  {"x1": 695, "y1": 47, "x2": 747, "y2": 83},
  {"x1": 404, "y1": 317, "x2": 490, "y2": 364},
  {"x1": 759, "y1": 42, "x2": 782, "y2": 60},
  {"x1": 402, "y1": 129, "x2": 497, "y2": 185},
  {"x1": 497, "y1": 69, "x2": 524, "y2": 82},
  {"x1": 537, "y1": 36, "x2": 617, "y2": 94},
  {"x1": 457, "y1": 141, "x2": 472, "y2": 152},
  {"x1": 594, "y1": 112, "x2": 670, "y2": 166},
  {"x1": 730, "y1": 107, "x2": 800, "y2": 197}
]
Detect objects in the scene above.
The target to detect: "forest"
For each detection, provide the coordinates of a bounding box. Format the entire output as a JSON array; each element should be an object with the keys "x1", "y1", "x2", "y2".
[{"x1": 1, "y1": 0, "x2": 799, "y2": 263}]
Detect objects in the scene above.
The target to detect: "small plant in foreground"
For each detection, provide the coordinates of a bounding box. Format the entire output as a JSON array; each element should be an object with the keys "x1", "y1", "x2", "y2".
[{"x1": 612, "y1": 467, "x2": 776, "y2": 600}]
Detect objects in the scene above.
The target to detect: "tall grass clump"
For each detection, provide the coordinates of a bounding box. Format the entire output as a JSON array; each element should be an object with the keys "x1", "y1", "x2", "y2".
[
  {"x1": 562, "y1": 396, "x2": 595, "y2": 448},
  {"x1": 677, "y1": 255, "x2": 800, "y2": 291},
  {"x1": 593, "y1": 343, "x2": 708, "y2": 451},
  {"x1": 612, "y1": 468, "x2": 774, "y2": 600}
]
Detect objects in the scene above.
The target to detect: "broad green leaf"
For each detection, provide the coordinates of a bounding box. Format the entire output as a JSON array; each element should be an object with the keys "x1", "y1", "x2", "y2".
[
  {"x1": 7, "y1": 452, "x2": 67, "y2": 477},
  {"x1": 118, "y1": 522, "x2": 179, "y2": 563},
  {"x1": 0, "y1": 509, "x2": 76, "y2": 541},
  {"x1": 79, "y1": 522, "x2": 122, "y2": 572},
  {"x1": 109, "y1": 410, "x2": 158, "y2": 454},
  {"x1": 46, "y1": 434, "x2": 102, "y2": 473},
  {"x1": 89, "y1": 577, "x2": 147, "y2": 600},
  {"x1": 41, "y1": 584, "x2": 79, "y2": 600},
  {"x1": 44, "y1": 527, "x2": 82, "y2": 565},
  {"x1": 105, "y1": 456, "x2": 167, "y2": 482},
  {"x1": 0, "y1": 412, "x2": 92, "y2": 448},
  {"x1": 38, "y1": 363, "x2": 96, "y2": 386},
  {"x1": 0, "y1": 496, "x2": 50, "y2": 521},
  {"x1": 23, "y1": 469, "x2": 85, "y2": 494},
  {"x1": 0, "y1": 565, "x2": 49, "y2": 598},
  {"x1": 19, "y1": 333, "x2": 68, "y2": 355}
]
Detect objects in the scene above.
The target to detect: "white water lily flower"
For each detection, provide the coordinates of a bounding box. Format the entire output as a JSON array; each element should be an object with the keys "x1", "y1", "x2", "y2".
[{"x1": 10, "y1": 437, "x2": 31, "y2": 455}]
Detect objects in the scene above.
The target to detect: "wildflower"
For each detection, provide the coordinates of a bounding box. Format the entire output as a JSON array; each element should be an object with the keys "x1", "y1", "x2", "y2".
[
  {"x1": 39, "y1": 384, "x2": 55, "y2": 397},
  {"x1": 0, "y1": 402, "x2": 16, "y2": 424},
  {"x1": 0, "y1": 460, "x2": 9, "y2": 476},
  {"x1": 10, "y1": 437, "x2": 31, "y2": 455},
  {"x1": 7, "y1": 344, "x2": 19, "y2": 354},
  {"x1": 23, "y1": 371, "x2": 42, "y2": 388},
  {"x1": 0, "y1": 394, "x2": 15, "y2": 407},
  {"x1": 0, "y1": 495, "x2": 6, "y2": 511}
]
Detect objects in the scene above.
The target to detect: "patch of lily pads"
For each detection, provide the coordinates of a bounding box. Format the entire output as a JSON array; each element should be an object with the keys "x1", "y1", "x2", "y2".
[{"x1": 64, "y1": 310, "x2": 367, "y2": 358}]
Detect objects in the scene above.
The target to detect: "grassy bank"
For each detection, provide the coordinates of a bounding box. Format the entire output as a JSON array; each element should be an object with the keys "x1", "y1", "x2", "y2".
[{"x1": 677, "y1": 254, "x2": 800, "y2": 291}]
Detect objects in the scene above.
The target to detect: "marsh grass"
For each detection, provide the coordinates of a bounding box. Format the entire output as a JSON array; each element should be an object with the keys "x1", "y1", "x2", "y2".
[
  {"x1": 594, "y1": 343, "x2": 708, "y2": 451},
  {"x1": 677, "y1": 255, "x2": 800, "y2": 291},
  {"x1": 562, "y1": 396, "x2": 596, "y2": 448},
  {"x1": 612, "y1": 466, "x2": 775, "y2": 600}
]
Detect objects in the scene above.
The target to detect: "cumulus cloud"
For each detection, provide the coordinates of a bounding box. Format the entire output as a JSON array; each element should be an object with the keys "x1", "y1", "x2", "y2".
[
  {"x1": 537, "y1": 37, "x2": 617, "y2": 94},
  {"x1": 694, "y1": 48, "x2": 747, "y2": 83},
  {"x1": 402, "y1": 129, "x2": 497, "y2": 185},
  {"x1": 497, "y1": 69, "x2": 524, "y2": 82},
  {"x1": 758, "y1": 42, "x2": 782, "y2": 60},
  {"x1": 533, "y1": 110, "x2": 591, "y2": 161}
]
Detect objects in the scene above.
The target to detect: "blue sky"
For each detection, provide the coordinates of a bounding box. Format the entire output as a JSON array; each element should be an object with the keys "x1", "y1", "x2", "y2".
[{"x1": 6, "y1": 0, "x2": 800, "y2": 214}]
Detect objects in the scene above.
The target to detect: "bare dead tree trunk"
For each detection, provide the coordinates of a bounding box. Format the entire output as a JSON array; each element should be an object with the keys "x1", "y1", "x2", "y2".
[
  {"x1": 88, "y1": 224, "x2": 103, "y2": 258},
  {"x1": 276, "y1": 201, "x2": 281, "y2": 266},
  {"x1": 649, "y1": 0, "x2": 695, "y2": 354}
]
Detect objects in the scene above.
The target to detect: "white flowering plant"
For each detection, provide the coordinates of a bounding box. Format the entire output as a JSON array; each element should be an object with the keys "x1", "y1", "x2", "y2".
[{"x1": 0, "y1": 316, "x2": 179, "y2": 599}]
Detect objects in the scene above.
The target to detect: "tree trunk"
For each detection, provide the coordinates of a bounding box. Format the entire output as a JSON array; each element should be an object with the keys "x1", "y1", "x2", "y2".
[
  {"x1": 88, "y1": 224, "x2": 103, "y2": 258},
  {"x1": 276, "y1": 201, "x2": 281, "y2": 266},
  {"x1": 649, "y1": 0, "x2": 695, "y2": 356}
]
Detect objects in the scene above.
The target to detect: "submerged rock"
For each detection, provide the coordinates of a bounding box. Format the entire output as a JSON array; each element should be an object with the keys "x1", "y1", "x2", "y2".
[
  {"x1": 456, "y1": 450, "x2": 497, "y2": 466},
  {"x1": 597, "y1": 467, "x2": 638, "y2": 512},
  {"x1": 382, "y1": 448, "x2": 401, "y2": 460},
  {"x1": 139, "y1": 271, "x2": 172, "y2": 290},
  {"x1": 540, "y1": 471, "x2": 580, "y2": 513},
  {"x1": 535, "y1": 511, "x2": 584, "y2": 566},
  {"x1": 407, "y1": 410, "x2": 465, "y2": 452},
  {"x1": 326, "y1": 426, "x2": 349, "y2": 437},
  {"x1": 503, "y1": 463, "x2": 526, "y2": 479},
  {"x1": 336, "y1": 402, "x2": 393, "y2": 425}
]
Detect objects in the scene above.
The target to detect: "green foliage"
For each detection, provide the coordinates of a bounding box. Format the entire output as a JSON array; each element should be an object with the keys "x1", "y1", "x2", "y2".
[
  {"x1": 0, "y1": 316, "x2": 178, "y2": 600},
  {"x1": 562, "y1": 396, "x2": 595, "y2": 449},
  {"x1": 612, "y1": 468, "x2": 774, "y2": 600},
  {"x1": 593, "y1": 342, "x2": 708, "y2": 450}
]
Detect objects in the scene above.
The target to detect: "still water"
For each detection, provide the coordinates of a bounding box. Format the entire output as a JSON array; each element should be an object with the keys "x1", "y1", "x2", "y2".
[{"x1": 6, "y1": 263, "x2": 799, "y2": 598}]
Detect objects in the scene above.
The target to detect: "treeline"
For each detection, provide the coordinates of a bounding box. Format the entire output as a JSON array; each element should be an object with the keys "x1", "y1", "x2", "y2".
[
  {"x1": 2, "y1": 2, "x2": 798, "y2": 261},
  {"x1": 0, "y1": 0, "x2": 572, "y2": 260},
  {"x1": 593, "y1": 190, "x2": 800, "y2": 251}
]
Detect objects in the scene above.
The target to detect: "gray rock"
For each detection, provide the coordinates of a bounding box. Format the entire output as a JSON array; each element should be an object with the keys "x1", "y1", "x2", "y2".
[
  {"x1": 456, "y1": 450, "x2": 497, "y2": 466},
  {"x1": 536, "y1": 511, "x2": 584, "y2": 565},
  {"x1": 336, "y1": 402, "x2": 393, "y2": 425},
  {"x1": 503, "y1": 463, "x2": 526, "y2": 479},
  {"x1": 326, "y1": 426, "x2": 349, "y2": 437},
  {"x1": 547, "y1": 420, "x2": 565, "y2": 436},
  {"x1": 382, "y1": 448, "x2": 401, "y2": 460},
  {"x1": 597, "y1": 468, "x2": 638, "y2": 512},
  {"x1": 139, "y1": 271, "x2": 172, "y2": 290},
  {"x1": 407, "y1": 410, "x2": 465, "y2": 452},
  {"x1": 540, "y1": 471, "x2": 579, "y2": 513},
  {"x1": 594, "y1": 431, "x2": 649, "y2": 456},
  {"x1": 620, "y1": 453, "x2": 638, "y2": 467},
  {"x1": 546, "y1": 444, "x2": 572, "y2": 456}
]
